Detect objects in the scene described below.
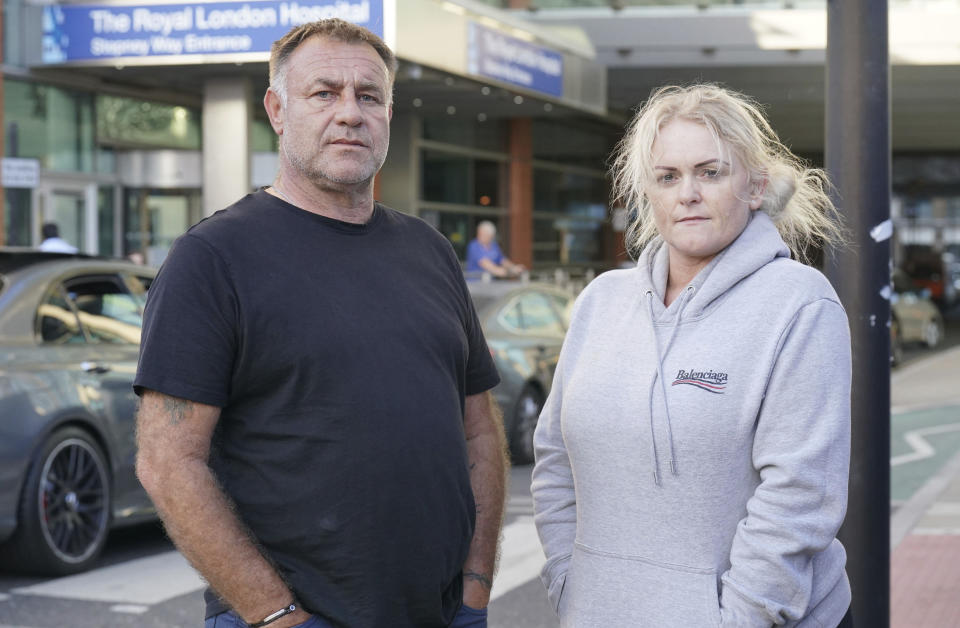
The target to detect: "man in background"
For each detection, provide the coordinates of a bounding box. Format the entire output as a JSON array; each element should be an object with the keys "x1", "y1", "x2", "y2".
[
  {"x1": 38, "y1": 222, "x2": 78, "y2": 253},
  {"x1": 466, "y1": 220, "x2": 525, "y2": 278}
]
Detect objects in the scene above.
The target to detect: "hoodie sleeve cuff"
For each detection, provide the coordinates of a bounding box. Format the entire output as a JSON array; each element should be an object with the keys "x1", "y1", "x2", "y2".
[
  {"x1": 720, "y1": 580, "x2": 775, "y2": 628},
  {"x1": 541, "y1": 553, "x2": 572, "y2": 614}
]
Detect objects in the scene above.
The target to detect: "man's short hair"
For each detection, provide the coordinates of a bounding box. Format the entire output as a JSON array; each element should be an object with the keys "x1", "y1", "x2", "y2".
[
  {"x1": 41, "y1": 222, "x2": 59, "y2": 239},
  {"x1": 269, "y1": 18, "x2": 397, "y2": 105},
  {"x1": 477, "y1": 220, "x2": 497, "y2": 236}
]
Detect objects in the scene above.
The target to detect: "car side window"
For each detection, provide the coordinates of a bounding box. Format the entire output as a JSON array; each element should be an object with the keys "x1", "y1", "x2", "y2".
[
  {"x1": 499, "y1": 292, "x2": 565, "y2": 338},
  {"x1": 548, "y1": 293, "x2": 573, "y2": 328},
  {"x1": 125, "y1": 274, "x2": 152, "y2": 309},
  {"x1": 518, "y1": 293, "x2": 566, "y2": 337},
  {"x1": 38, "y1": 288, "x2": 85, "y2": 345},
  {"x1": 64, "y1": 276, "x2": 143, "y2": 345},
  {"x1": 500, "y1": 301, "x2": 523, "y2": 331}
]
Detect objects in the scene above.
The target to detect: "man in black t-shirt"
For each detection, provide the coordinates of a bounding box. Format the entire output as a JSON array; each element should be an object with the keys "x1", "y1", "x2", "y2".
[{"x1": 134, "y1": 19, "x2": 507, "y2": 628}]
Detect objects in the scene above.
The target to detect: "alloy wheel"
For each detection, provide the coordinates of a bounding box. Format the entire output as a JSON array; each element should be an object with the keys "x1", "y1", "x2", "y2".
[{"x1": 37, "y1": 437, "x2": 110, "y2": 565}]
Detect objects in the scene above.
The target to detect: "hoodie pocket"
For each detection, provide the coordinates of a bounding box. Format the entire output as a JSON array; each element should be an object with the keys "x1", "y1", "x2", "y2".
[{"x1": 560, "y1": 542, "x2": 721, "y2": 628}]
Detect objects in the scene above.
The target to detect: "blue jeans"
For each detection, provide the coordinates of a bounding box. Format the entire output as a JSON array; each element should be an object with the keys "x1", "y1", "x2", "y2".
[
  {"x1": 204, "y1": 605, "x2": 486, "y2": 628},
  {"x1": 450, "y1": 604, "x2": 488, "y2": 628},
  {"x1": 204, "y1": 612, "x2": 331, "y2": 628}
]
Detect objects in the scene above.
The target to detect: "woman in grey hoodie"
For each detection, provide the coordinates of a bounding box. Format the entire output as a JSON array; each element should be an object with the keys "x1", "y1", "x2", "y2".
[{"x1": 531, "y1": 84, "x2": 852, "y2": 628}]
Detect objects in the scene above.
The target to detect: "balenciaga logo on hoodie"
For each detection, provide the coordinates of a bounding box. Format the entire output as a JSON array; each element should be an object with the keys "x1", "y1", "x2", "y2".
[{"x1": 672, "y1": 369, "x2": 727, "y2": 394}]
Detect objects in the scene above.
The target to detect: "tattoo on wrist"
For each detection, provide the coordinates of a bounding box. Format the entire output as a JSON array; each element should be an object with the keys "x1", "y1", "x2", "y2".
[
  {"x1": 163, "y1": 397, "x2": 191, "y2": 425},
  {"x1": 464, "y1": 570, "x2": 493, "y2": 591}
]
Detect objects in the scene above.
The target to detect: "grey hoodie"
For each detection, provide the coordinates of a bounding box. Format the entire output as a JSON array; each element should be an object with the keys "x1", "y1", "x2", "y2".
[{"x1": 532, "y1": 212, "x2": 851, "y2": 628}]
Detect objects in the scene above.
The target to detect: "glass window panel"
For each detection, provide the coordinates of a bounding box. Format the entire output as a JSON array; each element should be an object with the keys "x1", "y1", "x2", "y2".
[
  {"x1": 534, "y1": 217, "x2": 603, "y2": 264},
  {"x1": 423, "y1": 118, "x2": 506, "y2": 153},
  {"x1": 97, "y1": 94, "x2": 200, "y2": 150},
  {"x1": 435, "y1": 211, "x2": 471, "y2": 260},
  {"x1": 99, "y1": 187, "x2": 115, "y2": 256},
  {"x1": 903, "y1": 199, "x2": 933, "y2": 219},
  {"x1": 948, "y1": 198, "x2": 960, "y2": 220},
  {"x1": 4, "y1": 189, "x2": 32, "y2": 246},
  {"x1": 534, "y1": 169, "x2": 607, "y2": 218},
  {"x1": 65, "y1": 277, "x2": 142, "y2": 345},
  {"x1": 4, "y1": 80, "x2": 95, "y2": 172},
  {"x1": 50, "y1": 192, "x2": 85, "y2": 252},
  {"x1": 124, "y1": 190, "x2": 195, "y2": 266},
  {"x1": 422, "y1": 151, "x2": 470, "y2": 204},
  {"x1": 475, "y1": 160, "x2": 501, "y2": 207},
  {"x1": 97, "y1": 145, "x2": 116, "y2": 175},
  {"x1": 533, "y1": 119, "x2": 615, "y2": 169}
]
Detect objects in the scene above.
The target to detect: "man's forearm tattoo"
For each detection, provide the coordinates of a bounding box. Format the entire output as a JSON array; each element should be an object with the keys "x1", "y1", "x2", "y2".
[
  {"x1": 464, "y1": 570, "x2": 493, "y2": 591},
  {"x1": 163, "y1": 397, "x2": 191, "y2": 425}
]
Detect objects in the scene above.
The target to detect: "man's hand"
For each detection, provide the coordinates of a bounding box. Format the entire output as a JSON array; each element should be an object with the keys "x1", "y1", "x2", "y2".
[
  {"x1": 461, "y1": 391, "x2": 510, "y2": 609},
  {"x1": 135, "y1": 390, "x2": 305, "y2": 626}
]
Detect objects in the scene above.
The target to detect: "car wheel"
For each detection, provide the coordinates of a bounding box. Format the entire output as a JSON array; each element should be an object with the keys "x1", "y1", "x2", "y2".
[
  {"x1": 0, "y1": 427, "x2": 111, "y2": 576},
  {"x1": 924, "y1": 317, "x2": 944, "y2": 348},
  {"x1": 510, "y1": 385, "x2": 544, "y2": 465}
]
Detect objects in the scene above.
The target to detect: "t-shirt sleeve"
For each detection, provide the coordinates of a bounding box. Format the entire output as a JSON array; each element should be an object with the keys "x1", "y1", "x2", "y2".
[
  {"x1": 449, "y1": 246, "x2": 500, "y2": 396},
  {"x1": 134, "y1": 233, "x2": 238, "y2": 407}
]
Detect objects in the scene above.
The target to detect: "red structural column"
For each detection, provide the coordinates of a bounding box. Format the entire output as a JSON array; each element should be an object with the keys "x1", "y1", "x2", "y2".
[{"x1": 508, "y1": 118, "x2": 533, "y2": 269}]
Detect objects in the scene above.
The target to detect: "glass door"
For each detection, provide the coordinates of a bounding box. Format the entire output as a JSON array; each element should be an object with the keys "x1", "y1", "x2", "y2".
[
  {"x1": 36, "y1": 181, "x2": 97, "y2": 253},
  {"x1": 123, "y1": 188, "x2": 201, "y2": 267},
  {"x1": 50, "y1": 192, "x2": 85, "y2": 250}
]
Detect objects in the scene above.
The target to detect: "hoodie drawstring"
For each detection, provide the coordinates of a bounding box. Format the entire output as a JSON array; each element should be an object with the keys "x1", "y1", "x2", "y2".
[{"x1": 645, "y1": 286, "x2": 694, "y2": 486}]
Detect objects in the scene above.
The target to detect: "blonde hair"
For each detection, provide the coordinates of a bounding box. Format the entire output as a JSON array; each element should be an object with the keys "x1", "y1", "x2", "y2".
[{"x1": 610, "y1": 84, "x2": 845, "y2": 263}]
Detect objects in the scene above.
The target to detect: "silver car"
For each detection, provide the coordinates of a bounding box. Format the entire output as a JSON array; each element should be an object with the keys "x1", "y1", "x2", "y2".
[
  {"x1": 468, "y1": 280, "x2": 574, "y2": 464},
  {"x1": 0, "y1": 250, "x2": 156, "y2": 576}
]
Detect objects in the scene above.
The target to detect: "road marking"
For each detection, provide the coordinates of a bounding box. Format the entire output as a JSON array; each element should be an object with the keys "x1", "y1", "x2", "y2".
[
  {"x1": 928, "y1": 501, "x2": 960, "y2": 515},
  {"x1": 891, "y1": 422, "x2": 960, "y2": 466},
  {"x1": 110, "y1": 604, "x2": 150, "y2": 614},
  {"x1": 491, "y1": 515, "x2": 544, "y2": 602},
  {"x1": 6, "y1": 517, "x2": 544, "y2": 610},
  {"x1": 892, "y1": 445, "x2": 960, "y2": 550},
  {"x1": 11, "y1": 551, "x2": 204, "y2": 605},
  {"x1": 912, "y1": 527, "x2": 960, "y2": 535},
  {"x1": 506, "y1": 494, "x2": 535, "y2": 516}
]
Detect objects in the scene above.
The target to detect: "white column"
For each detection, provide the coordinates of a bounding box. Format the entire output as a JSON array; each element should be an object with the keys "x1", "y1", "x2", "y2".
[{"x1": 202, "y1": 78, "x2": 251, "y2": 216}]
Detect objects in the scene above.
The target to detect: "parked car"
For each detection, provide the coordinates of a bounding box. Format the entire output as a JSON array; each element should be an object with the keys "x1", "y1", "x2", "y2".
[
  {"x1": 0, "y1": 250, "x2": 156, "y2": 576},
  {"x1": 468, "y1": 280, "x2": 575, "y2": 464},
  {"x1": 892, "y1": 268, "x2": 945, "y2": 356}
]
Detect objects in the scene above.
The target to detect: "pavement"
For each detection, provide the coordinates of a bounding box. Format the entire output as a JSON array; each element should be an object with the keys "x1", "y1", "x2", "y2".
[{"x1": 890, "y1": 344, "x2": 960, "y2": 627}]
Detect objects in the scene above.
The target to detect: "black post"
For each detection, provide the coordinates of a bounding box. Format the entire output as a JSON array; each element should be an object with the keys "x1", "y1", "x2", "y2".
[{"x1": 824, "y1": 1, "x2": 890, "y2": 627}]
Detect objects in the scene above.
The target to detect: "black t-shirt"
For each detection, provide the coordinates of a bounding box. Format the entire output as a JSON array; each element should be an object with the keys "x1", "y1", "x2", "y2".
[{"x1": 134, "y1": 191, "x2": 500, "y2": 627}]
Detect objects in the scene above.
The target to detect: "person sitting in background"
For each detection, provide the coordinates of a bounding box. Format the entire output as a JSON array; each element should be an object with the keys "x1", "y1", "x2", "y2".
[
  {"x1": 466, "y1": 221, "x2": 526, "y2": 278},
  {"x1": 38, "y1": 222, "x2": 78, "y2": 254}
]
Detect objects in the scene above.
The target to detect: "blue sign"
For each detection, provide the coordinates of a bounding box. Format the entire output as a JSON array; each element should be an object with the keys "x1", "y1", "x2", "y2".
[
  {"x1": 467, "y1": 23, "x2": 563, "y2": 99},
  {"x1": 42, "y1": 0, "x2": 383, "y2": 64}
]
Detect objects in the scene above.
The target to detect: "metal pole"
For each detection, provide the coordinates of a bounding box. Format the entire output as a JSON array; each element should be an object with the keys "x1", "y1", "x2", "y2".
[{"x1": 824, "y1": 1, "x2": 890, "y2": 626}]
